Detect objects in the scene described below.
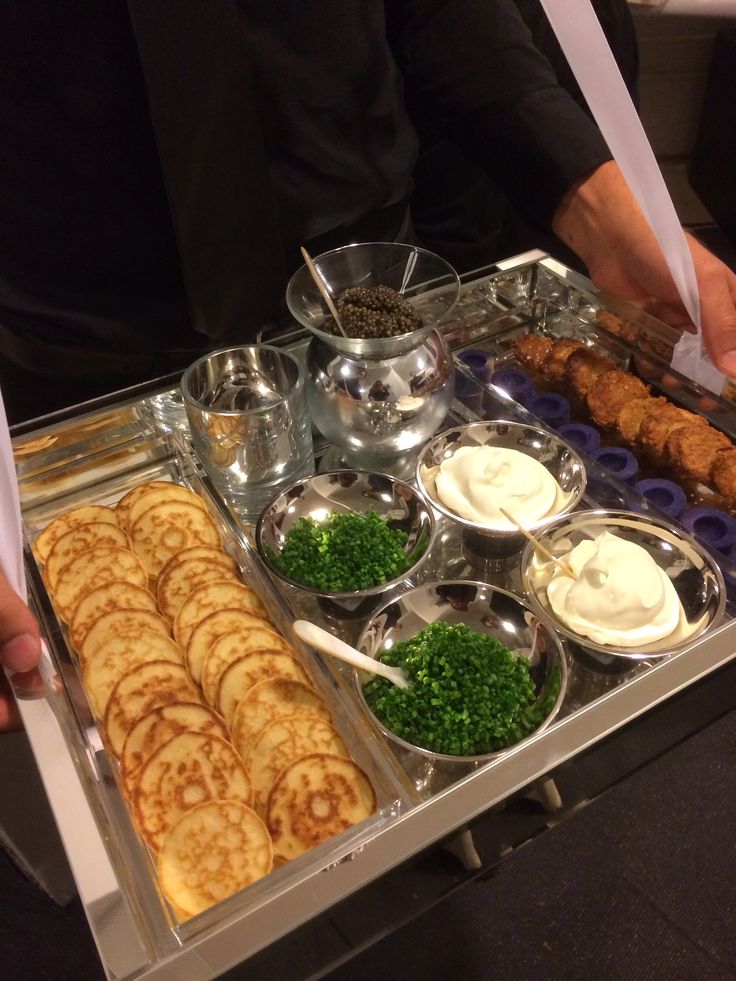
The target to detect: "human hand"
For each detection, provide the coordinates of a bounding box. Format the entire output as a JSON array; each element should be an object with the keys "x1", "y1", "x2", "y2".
[
  {"x1": 553, "y1": 161, "x2": 736, "y2": 377},
  {"x1": 0, "y1": 569, "x2": 41, "y2": 731}
]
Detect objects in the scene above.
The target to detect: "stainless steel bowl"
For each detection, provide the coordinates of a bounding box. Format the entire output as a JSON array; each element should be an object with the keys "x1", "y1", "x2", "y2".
[
  {"x1": 285, "y1": 242, "x2": 462, "y2": 458},
  {"x1": 355, "y1": 580, "x2": 567, "y2": 766},
  {"x1": 255, "y1": 470, "x2": 436, "y2": 618},
  {"x1": 520, "y1": 509, "x2": 726, "y2": 663},
  {"x1": 416, "y1": 420, "x2": 587, "y2": 557}
]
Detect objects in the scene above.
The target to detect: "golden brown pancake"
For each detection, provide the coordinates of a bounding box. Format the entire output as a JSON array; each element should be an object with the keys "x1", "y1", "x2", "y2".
[
  {"x1": 266, "y1": 754, "x2": 375, "y2": 860},
  {"x1": 216, "y1": 650, "x2": 311, "y2": 727},
  {"x1": 155, "y1": 544, "x2": 236, "y2": 585},
  {"x1": 34, "y1": 504, "x2": 120, "y2": 563},
  {"x1": 200, "y1": 625, "x2": 297, "y2": 708},
  {"x1": 44, "y1": 522, "x2": 132, "y2": 593},
  {"x1": 156, "y1": 554, "x2": 240, "y2": 623},
  {"x1": 125, "y1": 484, "x2": 207, "y2": 530},
  {"x1": 79, "y1": 608, "x2": 170, "y2": 669},
  {"x1": 104, "y1": 660, "x2": 201, "y2": 758},
  {"x1": 116, "y1": 480, "x2": 199, "y2": 529},
  {"x1": 121, "y1": 701, "x2": 229, "y2": 790},
  {"x1": 174, "y1": 580, "x2": 270, "y2": 649},
  {"x1": 83, "y1": 630, "x2": 184, "y2": 721},
  {"x1": 51, "y1": 544, "x2": 148, "y2": 622},
  {"x1": 129, "y1": 500, "x2": 221, "y2": 578},
  {"x1": 230, "y1": 678, "x2": 331, "y2": 759},
  {"x1": 185, "y1": 608, "x2": 271, "y2": 687},
  {"x1": 157, "y1": 800, "x2": 272, "y2": 919},
  {"x1": 132, "y1": 731, "x2": 253, "y2": 851},
  {"x1": 248, "y1": 714, "x2": 348, "y2": 816},
  {"x1": 69, "y1": 581, "x2": 158, "y2": 651}
]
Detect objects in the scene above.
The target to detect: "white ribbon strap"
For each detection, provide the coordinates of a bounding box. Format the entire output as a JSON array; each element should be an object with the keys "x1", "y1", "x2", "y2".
[{"x1": 538, "y1": 0, "x2": 725, "y2": 393}]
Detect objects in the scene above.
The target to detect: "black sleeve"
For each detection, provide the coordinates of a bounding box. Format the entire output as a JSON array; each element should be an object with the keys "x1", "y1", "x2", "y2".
[{"x1": 388, "y1": 0, "x2": 613, "y2": 229}]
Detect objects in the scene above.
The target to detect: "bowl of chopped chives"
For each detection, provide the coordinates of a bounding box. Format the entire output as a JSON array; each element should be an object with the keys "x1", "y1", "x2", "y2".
[
  {"x1": 255, "y1": 470, "x2": 436, "y2": 618},
  {"x1": 354, "y1": 580, "x2": 567, "y2": 769}
]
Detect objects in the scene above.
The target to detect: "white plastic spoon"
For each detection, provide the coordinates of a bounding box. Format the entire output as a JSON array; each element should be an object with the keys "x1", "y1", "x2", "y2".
[{"x1": 293, "y1": 620, "x2": 410, "y2": 689}]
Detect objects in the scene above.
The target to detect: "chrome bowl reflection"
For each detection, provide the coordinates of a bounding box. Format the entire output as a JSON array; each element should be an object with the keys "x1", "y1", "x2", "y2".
[
  {"x1": 520, "y1": 509, "x2": 726, "y2": 662},
  {"x1": 255, "y1": 470, "x2": 436, "y2": 619},
  {"x1": 355, "y1": 580, "x2": 567, "y2": 764},
  {"x1": 286, "y1": 242, "x2": 461, "y2": 458},
  {"x1": 416, "y1": 420, "x2": 587, "y2": 557}
]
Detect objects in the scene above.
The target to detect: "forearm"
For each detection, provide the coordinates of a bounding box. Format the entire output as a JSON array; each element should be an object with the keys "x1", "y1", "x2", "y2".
[{"x1": 552, "y1": 161, "x2": 652, "y2": 276}]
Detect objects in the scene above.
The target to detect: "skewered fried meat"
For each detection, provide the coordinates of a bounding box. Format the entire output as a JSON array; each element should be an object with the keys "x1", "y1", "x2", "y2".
[
  {"x1": 512, "y1": 334, "x2": 553, "y2": 371},
  {"x1": 638, "y1": 403, "x2": 707, "y2": 459},
  {"x1": 710, "y1": 447, "x2": 736, "y2": 507},
  {"x1": 540, "y1": 338, "x2": 585, "y2": 382},
  {"x1": 664, "y1": 424, "x2": 732, "y2": 484},
  {"x1": 565, "y1": 348, "x2": 617, "y2": 399},
  {"x1": 616, "y1": 396, "x2": 666, "y2": 445},
  {"x1": 586, "y1": 370, "x2": 649, "y2": 428},
  {"x1": 512, "y1": 331, "x2": 736, "y2": 506}
]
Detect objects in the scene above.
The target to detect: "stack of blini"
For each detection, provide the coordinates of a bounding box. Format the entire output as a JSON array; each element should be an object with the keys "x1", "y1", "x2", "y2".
[{"x1": 34, "y1": 480, "x2": 375, "y2": 920}]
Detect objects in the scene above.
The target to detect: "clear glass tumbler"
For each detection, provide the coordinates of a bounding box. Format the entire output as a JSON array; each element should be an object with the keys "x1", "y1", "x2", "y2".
[{"x1": 181, "y1": 345, "x2": 314, "y2": 520}]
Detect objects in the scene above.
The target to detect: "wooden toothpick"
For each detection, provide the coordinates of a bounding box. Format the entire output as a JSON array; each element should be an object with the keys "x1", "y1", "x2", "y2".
[
  {"x1": 300, "y1": 246, "x2": 347, "y2": 337},
  {"x1": 499, "y1": 507, "x2": 577, "y2": 579}
]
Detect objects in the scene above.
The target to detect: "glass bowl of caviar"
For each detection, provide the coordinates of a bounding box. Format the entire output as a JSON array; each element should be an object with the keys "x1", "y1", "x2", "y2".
[
  {"x1": 520, "y1": 508, "x2": 726, "y2": 669},
  {"x1": 286, "y1": 241, "x2": 461, "y2": 357},
  {"x1": 416, "y1": 420, "x2": 587, "y2": 559},
  {"x1": 353, "y1": 580, "x2": 567, "y2": 780},
  {"x1": 285, "y1": 243, "x2": 461, "y2": 458},
  {"x1": 255, "y1": 470, "x2": 436, "y2": 619}
]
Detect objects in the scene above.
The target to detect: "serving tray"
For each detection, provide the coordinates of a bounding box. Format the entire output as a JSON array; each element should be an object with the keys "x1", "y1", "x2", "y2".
[{"x1": 12, "y1": 252, "x2": 736, "y2": 979}]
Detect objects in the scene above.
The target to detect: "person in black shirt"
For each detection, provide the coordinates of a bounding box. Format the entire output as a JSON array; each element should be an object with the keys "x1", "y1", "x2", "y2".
[{"x1": 1, "y1": 0, "x2": 733, "y2": 430}]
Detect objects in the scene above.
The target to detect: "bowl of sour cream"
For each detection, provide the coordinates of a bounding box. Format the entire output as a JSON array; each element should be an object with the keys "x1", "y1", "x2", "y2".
[
  {"x1": 520, "y1": 509, "x2": 725, "y2": 661},
  {"x1": 416, "y1": 420, "x2": 587, "y2": 555}
]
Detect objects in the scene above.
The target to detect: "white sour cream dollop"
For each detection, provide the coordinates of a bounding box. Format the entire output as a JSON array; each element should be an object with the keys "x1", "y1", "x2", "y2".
[
  {"x1": 434, "y1": 445, "x2": 561, "y2": 528},
  {"x1": 546, "y1": 530, "x2": 682, "y2": 647}
]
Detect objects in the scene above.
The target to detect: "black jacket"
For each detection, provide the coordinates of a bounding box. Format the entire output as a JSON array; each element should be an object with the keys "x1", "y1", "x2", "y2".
[{"x1": 0, "y1": 0, "x2": 610, "y2": 376}]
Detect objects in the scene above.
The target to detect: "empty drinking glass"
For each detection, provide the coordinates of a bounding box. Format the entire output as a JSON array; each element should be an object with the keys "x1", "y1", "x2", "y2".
[{"x1": 181, "y1": 345, "x2": 314, "y2": 521}]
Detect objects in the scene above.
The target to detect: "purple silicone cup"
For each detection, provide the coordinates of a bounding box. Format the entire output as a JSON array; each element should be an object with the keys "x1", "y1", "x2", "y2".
[
  {"x1": 490, "y1": 368, "x2": 534, "y2": 407},
  {"x1": 528, "y1": 392, "x2": 570, "y2": 429},
  {"x1": 457, "y1": 348, "x2": 493, "y2": 383},
  {"x1": 633, "y1": 478, "x2": 688, "y2": 521},
  {"x1": 557, "y1": 423, "x2": 601, "y2": 457},
  {"x1": 592, "y1": 446, "x2": 640, "y2": 484},
  {"x1": 682, "y1": 507, "x2": 736, "y2": 554}
]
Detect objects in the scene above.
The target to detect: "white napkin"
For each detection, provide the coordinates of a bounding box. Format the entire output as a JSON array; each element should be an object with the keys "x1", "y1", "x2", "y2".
[{"x1": 539, "y1": 0, "x2": 725, "y2": 394}]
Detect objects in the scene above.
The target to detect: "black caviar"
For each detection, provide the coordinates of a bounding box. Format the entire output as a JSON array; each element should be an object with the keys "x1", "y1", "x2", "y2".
[
  {"x1": 326, "y1": 285, "x2": 424, "y2": 339},
  {"x1": 363, "y1": 621, "x2": 559, "y2": 756},
  {"x1": 272, "y1": 509, "x2": 417, "y2": 592}
]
